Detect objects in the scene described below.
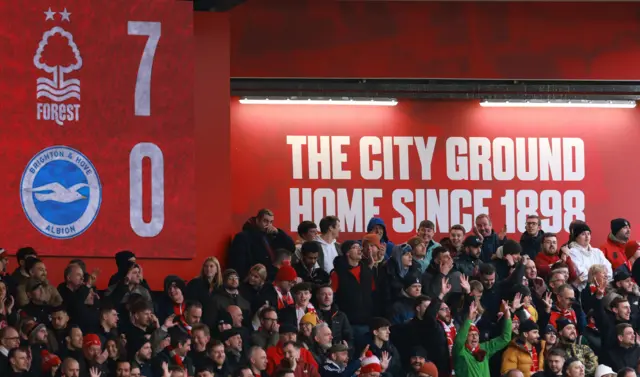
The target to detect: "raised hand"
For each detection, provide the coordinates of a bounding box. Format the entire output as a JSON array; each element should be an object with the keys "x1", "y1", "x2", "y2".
[
  {"x1": 96, "y1": 349, "x2": 108, "y2": 364},
  {"x1": 511, "y1": 292, "x2": 524, "y2": 311},
  {"x1": 460, "y1": 274, "x2": 471, "y2": 294},
  {"x1": 542, "y1": 292, "x2": 553, "y2": 313},
  {"x1": 473, "y1": 226, "x2": 484, "y2": 242},
  {"x1": 501, "y1": 300, "x2": 512, "y2": 318},
  {"x1": 380, "y1": 351, "x2": 391, "y2": 372},
  {"x1": 161, "y1": 362, "x2": 170, "y2": 377},
  {"x1": 89, "y1": 367, "x2": 102, "y2": 377},
  {"x1": 468, "y1": 300, "x2": 478, "y2": 321},
  {"x1": 359, "y1": 344, "x2": 370, "y2": 360},
  {"x1": 498, "y1": 225, "x2": 507, "y2": 240},
  {"x1": 163, "y1": 314, "x2": 177, "y2": 329},
  {"x1": 440, "y1": 277, "x2": 452, "y2": 298}
]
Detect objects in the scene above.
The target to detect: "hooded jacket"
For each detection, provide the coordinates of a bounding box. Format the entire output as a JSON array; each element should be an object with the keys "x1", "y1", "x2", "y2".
[
  {"x1": 600, "y1": 234, "x2": 637, "y2": 271},
  {"x1": 367, "y1": 218, "x2": 394, "y2": 259},
  {"x1": 520, "y1": 230, "x2": 545, "y2": 259},
  {"x1": 568, "y1": 242, "x2": 613, "y2": 290},
  {"x1": 501, "y1": 338, "x2": 546, "y2": 377}
]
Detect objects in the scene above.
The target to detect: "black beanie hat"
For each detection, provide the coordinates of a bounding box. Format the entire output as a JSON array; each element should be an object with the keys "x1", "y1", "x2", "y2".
[
  {"x1": 301, "y1": 241, "x2": 323, "y2": 255},
  {"x1": 163, "y1": 275, "x2": 186, "y2": 294},
  {"x1": 403, "y1": 272, "x2": 422, "y2": 290},
  {"x1": 571, "y1": 223, "x2": 591, "y2": 239},
  {"x1": 519, "y1": 319, "x2": 539, "y2": 334},
  {"x1": 341, "y1": 240, "x2": 359, "y2": 255},
  {"x1": 556, "y1": 317, "x2": 575, "y2": 332},
  {"x1": 126, "y1": 335, "x2": 150, "y2": 357},
  {"x1": 502, "y1": 240, "x2": 522, "y2": 255},
  {"x1": 510, "y1": 284, "x2": 531, "y2": 300},
  {"x1": 611, "y1": 218, "x2": 631, "y2": 235}
]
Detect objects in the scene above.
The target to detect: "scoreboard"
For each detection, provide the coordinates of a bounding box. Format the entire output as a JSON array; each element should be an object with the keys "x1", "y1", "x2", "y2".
[{"x1": 0, "y1": 0, "x2": 195, "y2": 258}]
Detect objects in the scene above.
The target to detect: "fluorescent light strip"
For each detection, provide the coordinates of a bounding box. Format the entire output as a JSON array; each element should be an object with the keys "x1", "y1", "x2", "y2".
[
  {"x1": 480, "y1": 99, "x2": 636, "y2": 108},
  {"x1": 239, "y1": 97, "x2": 398, "y2": 106}
]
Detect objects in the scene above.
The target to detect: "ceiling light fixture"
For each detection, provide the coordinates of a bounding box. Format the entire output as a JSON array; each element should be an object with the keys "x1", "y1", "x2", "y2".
[
  {"x1": 480, "y1": 99, "x2": 636, "y2": 108},
  {"x1": 239, "y1": 97, "x2": 398, "y2": 106}
]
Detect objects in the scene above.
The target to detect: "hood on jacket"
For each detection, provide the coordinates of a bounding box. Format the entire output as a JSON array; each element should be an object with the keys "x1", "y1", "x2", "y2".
[
  {"x1": 391, "y1": 244, "x2": 413, "y2": 278},
  {"x1": 568, "y1": 241, "x2": 594, "y2": 254},
  {"x1": 367, "y1": 217, "x2": 389, "y2": 243},
  {"x1": 164, "y1": 275, "x2": 186, "y2": 296}
]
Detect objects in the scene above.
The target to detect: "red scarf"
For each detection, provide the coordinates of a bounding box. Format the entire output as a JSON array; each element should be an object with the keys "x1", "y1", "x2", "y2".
[
  {"x1": 274, "y1": 285, "x2": 293, "y2": 310},
  {"x1": 465, "y1": 343, "x2": 487, "y2": 362},
  {"x1": 173, "y1": 302, "x2": 191, "y2": 335},
  {"x1": 587, "y1": 316, "x2": 598, "y2": 331},
  {"x1": 526, "y1": 343, "x2": 539, "y2": 372},
  {"x1": 168, "y1": 346, "x2": 185, "y2": 368},
  {"x1": 439, "y1": 319, "x2": 456, "y2": 372}
]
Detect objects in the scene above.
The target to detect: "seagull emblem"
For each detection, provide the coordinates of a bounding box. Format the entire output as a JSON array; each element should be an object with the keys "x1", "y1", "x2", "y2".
[{"x1": 26, "y1": 182, "x2": 89, "y2": 203}]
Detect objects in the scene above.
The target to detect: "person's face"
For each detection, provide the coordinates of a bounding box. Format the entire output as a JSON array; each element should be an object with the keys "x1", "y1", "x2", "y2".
[
  {"x1": 168, "y1": 284, "x2": 183, "y2": 303},
  {"x1": 211, "y1": 344, "x2": 225, "y2": 365},
  {"x1": 106, "y1": 340, "x2": 118, "y2": 359},
  {"x1": 401, "y1": 252, "x2": 413, "y2": 267},
  {"x1": 283, "y1": 344, "x2": 300, "y2": 360},
  {"x1": 618, "y1": 278, "x2": 635, "y2": 294},
  {"x1": 134, "y1": 310, "x2": 152, "y2": 327},
  {"x1": 436, "y1": 251, "x2": 451, "y2": 266},
  {"x1": 549, "y1": 273, "x2": 566, "y2": 290},
  {"x1": 475, "y1": 217, "x2": 492, "y2": 237},
  {"x1": 281, "y1": 332, "x2": 297, "y2": 343},
  {"x1": 36, "y1": 327, "x2": 48, "y2": 342},
  {"x1": 85, "y1": 344, "x2": 101, "y2": 360},
  {"x1": 0, "y1": 283, "x2": 6, "y2": 300},
  {"x1": 51, "y1": 310, "x2": 69, "y2": 330},
  {"x1": 363, "y1": 243, "x2": 378, "y2": 260},
  {"x1": 225, "y1": 274, "x2": 240, "y2": 289},
  {"x1": 301, "y1": 322, "x2": 313, "y2": 337},
  {"x1": 547, "y1": 355, "x2": 564, "y2": 374},
  {"x1": 116, "y1": 362, "x2": 131, "y2": 377},
  {"x1": 374, "y1": 326, "x2": 390, "y2": 342},
  {"x1": 316, "y1": 326, "x2": 333, "y2": 346},
  {"x1": 576, "y1": 231, "x2": 591, "y2": 246},
  {"x1": 302, "y1": 252, "x2": 319, "y2": 268},
  {"x1": 179, "y1": 339, "x2": 191, "y2": 355},
  {"x1": 566, "y1": 361, "x2": 585, "y2": 377},
  {"x1": 130, "y1": 367, "x2": 141, "y2": 377},
  {"x1": 617, "y1": 225, "x2": 631, "y2": 242},
  {"x1": 128, "y1": 267, "x2": 141, "y2": 285},
  {"x1": 63, "y1": 360, "x2": 80, "y2": 377},
  {"x1": 561, "y1": 325, "x2": 577, "y2": 342},
  {"x1": 332, "y1": 350, "x2": 349, "y2": 366},
  {"x1": 330, "y1": 221, "x2": 341, "y2": 238},
  {"x1": 193, "y1": 330, "x2": 209, "y2": 352},
  {"x1": 481, "y1": 273, "x2": 496, "y2": 290},
  {"x1": 371, "y1": 225, "x2": 384, "y2": 238},
  {"x1": 0, "y1": 256, "x2": 8, "y2": 272},
  {"x1": 258, "y1": 214, "x2": 274, "y2": 231},
  {"x1": 410, "y1": 356, "x2": 425, "y2": 371},
  {"x1": 228, "y1": 335, "x2": 242, "y2": 351},
  {"x1": 619, "y1": 326, "x2": 635, "y2": 346},
  {"x1": 525, "y1": 261, "x2": 537, "y2": 279},
  {"x1": 187, "y1": 307, "x2": 202, "y2": 325},
  {"x1": 11, "y1": 350, "x2": 29, "y2": 371},
  {"x1": 466, "y1": 330, "x2": 480, "y2": 349},
  {"x1": 468, "y1": 246, "x2": 481, "y2": 259},
  {"x1": 1, "y1": 328, "x2": 20, "y2": 350},
  {"x1": 543, "y1": 236, "x2": 558, "y2": 255},
  {"x1": 31, "y1": 262, "x2": 47, "y2": 280},
  {"x1": 69, "y1": 328, "x2": 83, "y2": 349},
  {"x1": 526, "y1": 217, "x2": 540, "y2": 235},
  {"x1": 449, "y1": 230, "x2": 464, "y2": 247},
  {"x1": 203, "y1": 261, "x2": 218, "y2": 278},
  {"x1": 317, "y1": 288, "x2": 333, "y2": 307},
  {"x1": 615, "y1": 301, "x2": 632, "y2": 321},
  {"x1": 347, "y1": 244, "x2": 363, "y2": 262},
  {"x1": 471, "y1": 288, "x2": 483, "y2": 299},
  {"x1": 138, "y1": 342, "x2": 152, "y2": 361},
  {"x1": 544, "y1": 331, "x2": 557, "y2": 345},
  {"x1": 261, "y1": 311, "x2": 278, "y2": 331},
  {"x1": 416, "y1": 299, "x2": 430, "y2": 317},
  {"x1": 557, "y1": 288, "x2": 575, "y2": 309},
  {"x1": 525, "y1": 329, "x2": 540, "y2": 344},
  {"x1": 252, "y1": 348, "x2": 268, "y2": 370},
  {"x1": 412, "y1": 243, "x2": 427, "y2": 258},
  {"x1": 302, "y1": 227, "x2": 318, "y2": 241},
  {"x1": 407, "y1": 283, "x2": 422, "y2": 298},
  {"x1": 295, "y1": 290, "x2": 311, "y2": 306},
  {"x1": 67, "y1": 266, "x2": 84, "y2": 287},
  {"x1": 417, "y1": 226, "x2": 434, "y2": 243},
  {"x1": 248, "y1": 270, "x2": 264, "y2": 286},
  {"x1": 437, "y1": 302, "x2": 451, "y2": 323}
]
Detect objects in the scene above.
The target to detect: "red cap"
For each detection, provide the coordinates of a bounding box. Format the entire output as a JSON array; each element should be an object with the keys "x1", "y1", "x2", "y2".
[
  {"x1": 275, "y1": 264, "x2": 297, "y2": 282},
  {"x1": 360, "y1": 350, "x2": 382, "y2": 374},
  {"x1": 469, "y1": 324, "x2": 479, "y2": 333},
  {"x1": 83, "y1": 334, "x2": 101, "y2": 349},
  {"x1": 41, "y1": 350, "x2": 61, "y2": 372}
]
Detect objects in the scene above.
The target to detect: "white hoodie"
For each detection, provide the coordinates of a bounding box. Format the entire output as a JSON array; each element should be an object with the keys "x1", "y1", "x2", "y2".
[
  {"x1": 316, "y1": 236, "x2": 339, "y2": 273},
  {"x1": 568, "y1": 241, "x2": 612, "y2": 291}
]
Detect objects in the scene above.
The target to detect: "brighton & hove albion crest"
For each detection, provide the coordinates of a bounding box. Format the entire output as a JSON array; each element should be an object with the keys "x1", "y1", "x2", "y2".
[
  {"x1": 34, "y1": 8, "x2": 82, "y2": 126},
  {"x1": 20, "y1": 146, "x2": 102, "y2": 239}
]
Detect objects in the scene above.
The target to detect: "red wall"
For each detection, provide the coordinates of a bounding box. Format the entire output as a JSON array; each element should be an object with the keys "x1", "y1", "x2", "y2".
[
  {"x1": 42, "y1": 13, "x2": 231, "y2": 289},
  {"x1": 230, "y1": 98, "x2": 640, "y2": 245}
]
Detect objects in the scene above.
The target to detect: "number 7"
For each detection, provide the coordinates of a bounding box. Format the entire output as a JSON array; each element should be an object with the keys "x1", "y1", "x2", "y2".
[{"x1": 128, "y1": 21, "x2": 161, "y2": 116}]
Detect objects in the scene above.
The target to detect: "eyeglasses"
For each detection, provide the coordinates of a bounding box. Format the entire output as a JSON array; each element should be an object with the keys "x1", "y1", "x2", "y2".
[{"x1": 263, "y1": 318, "x2": 277, "y2": 322}]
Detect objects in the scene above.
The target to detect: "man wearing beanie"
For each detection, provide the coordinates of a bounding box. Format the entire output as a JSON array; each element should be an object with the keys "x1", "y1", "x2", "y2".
[
  {"x1": 228, "y1": 208, "x2": 295, "y2": 279},
  {"x1": 501, "y1": 319, "x2": 543, "y2": 377},
  {"x1": 387, "y1": 272, "x2": 423, "y2": 325},
  {"x1": 600, "y1": 218, "x2": 637, "y2": 270},
  {"x1": 157, "y1": 276, "x2": 188, "y2": 325},
  {"x1": 554, "y1": 318, "x2": 597, "y2": 376},
  {"x1": 567, "y1": 222, "x2": 613, "y2": 291},
  {"x1": 209, "y1": 269, "x2": 250, "y2": 330}
]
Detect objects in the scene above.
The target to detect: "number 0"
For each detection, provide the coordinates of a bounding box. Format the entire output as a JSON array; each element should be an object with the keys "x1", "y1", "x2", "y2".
[
  {"x1": 128, "y1": 21, "x2": 161, "y2": 116},
  {"x1": 130, "y1": 143, "x2": 165, "y2": 237}
]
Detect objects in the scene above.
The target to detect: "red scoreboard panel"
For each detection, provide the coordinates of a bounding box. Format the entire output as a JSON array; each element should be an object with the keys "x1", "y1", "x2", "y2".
[{"x1": 0, "y1": 0, "x2": 195, "y2": 258}]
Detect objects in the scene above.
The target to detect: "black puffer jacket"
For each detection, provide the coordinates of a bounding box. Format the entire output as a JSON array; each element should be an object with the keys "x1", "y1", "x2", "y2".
[{"x1": 520, "y1": 230, "x2": 545, "y2": 259}]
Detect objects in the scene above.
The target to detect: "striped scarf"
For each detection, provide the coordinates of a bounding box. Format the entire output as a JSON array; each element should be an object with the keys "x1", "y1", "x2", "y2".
[
  {"x1": 274, "y1": 285, "x2": 293, "y2": 310},
  {"x1": 439, "y1": 319, "x2": 456, "y2": 374},
  {"x1": 526, "y1": 343, "x2": 539, "y2": 372}
]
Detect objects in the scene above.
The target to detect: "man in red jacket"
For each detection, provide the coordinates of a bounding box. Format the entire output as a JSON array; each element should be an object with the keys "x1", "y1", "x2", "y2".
[
  {"x1": 600, "y1": 218, "x2": 637, "y2": 270},
  {"x1": 534, "y1": 233, "x2": 577, "y2": 281},
  {"x1": 266, "y1": 324, "x2": 318, "y2": 375}
]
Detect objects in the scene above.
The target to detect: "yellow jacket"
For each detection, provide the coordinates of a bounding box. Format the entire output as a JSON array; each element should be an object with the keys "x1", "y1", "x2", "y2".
[{"x1": 501, "y1": 339, "x2": 545, "y2": 377}]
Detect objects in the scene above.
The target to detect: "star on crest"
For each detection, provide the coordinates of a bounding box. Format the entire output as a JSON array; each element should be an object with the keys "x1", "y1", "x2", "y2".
[
  {"x1": 44, "y1": 7, "x2": 56, "y2": 21},
  {"x1": 60, "y1": 8, "x2": 71, "y2": 22}
]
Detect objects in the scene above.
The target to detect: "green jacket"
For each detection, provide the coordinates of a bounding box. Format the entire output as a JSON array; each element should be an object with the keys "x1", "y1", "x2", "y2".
[{"x1": 453, "y1": 318, "x2": 512, "y2": 377}]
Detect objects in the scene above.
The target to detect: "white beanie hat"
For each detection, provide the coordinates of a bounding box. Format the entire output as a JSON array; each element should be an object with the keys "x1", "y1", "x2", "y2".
[{"x1": 595, "y1": 364, "x2": 615, "y2": 377}]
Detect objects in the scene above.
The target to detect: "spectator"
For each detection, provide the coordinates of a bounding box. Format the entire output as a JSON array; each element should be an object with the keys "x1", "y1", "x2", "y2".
[
  {"x1": 7, "y1": 347, "x2": 30, "y2": 377},
  {"x1": 203, "y1": 339, "x2": 230, "y2": 377},
  {"x1": 416, "y1": 220, "x2": 442, "y2": 267},
  {"x1": 189, "y1": 324, "x2": 211, "y2": 369},
  {"x1": 381, "y1": 244, "x2": 421, "y2": 305},
  {"x1": 603, "y1": 323, "x2": 640, "y2": 371},
  {"x1": 293, "y1": 242, "x2": 330, "y2": 287},
  {"x1": 532, "y1": 347, "x2": 565, "y2": 377},
  {"x1": 239, "y1": 264, "x2": 269, "y2": 316},
  {"x1": 455, "y1": 235, "x2": 483, "y2": 278},
  {"x1": 554, "y1": 318, "x2": 597, "y2": 376},
  {"x1": 600, "y1": 218, "x2": 636, "y2": 271},
  {"x1": 248, "y1": 346, "x2": 269, "y2": 377},
  {"x1": 501, "y1": 319, "x2": 543, "y2": 376},
  {"x1": 293, "y1": 221, "x2": 319, "y2": 265},
  {"x1": 251, "y1": 306, "x2": 280, "y2": 349},
  {"x1": 16, "y1": 259, "x2": 62, "y2": 308},
  {"x1": 316, "y1": 216, "x2": 341, "y2": 274},
  {"x1": 387, "y1": 273, "x2": 423, "y2": 325},
  {"x1": 278, "y1": 341, "x2": 321, "y2": 377},
  {"x1": 406, "y1": 237, "x2": 429, "y2": 274},
  {"x1": 229, "y1": 208, "x2": 295, "y2": 278},
  {"x1": 314, "y1": 285, "x2": 353, "y2": 348},
  {"x1": 441, "y1": 225, "x2": 465, "y2": 258},
  {"x1": 308, "y1": 322, "x2": 332, "y2": 365},
  {"x1": 266, "y1": 324, "x2": 317, "y2": 376},
  {"x1": 367, "y1": 217, "x2": 395, "y2": 259},
  {"x1": 404, "y1": 346, "x2": 427, "y2": 377},
  {"x1": 320, "y1": 343, "x2": 362, "y2": 377},
  {"x1": 209, "y1": 270, "x2": 250, "y2": 330},
  {"x1": 11, "y1": 247, "x2": 37, "y2": 287},
  {"x1": 474, "y1": 214, "x2": 507, "y2": 263},
  {"x1": 568, "y1": 223, "x2": 612, "y2": 291},
  {"x1": 520, "y1": 215, "x2": 545, "y2": 260},
  {"x1": 269, "y1": 249, "x2": 294, "y2": 282},
  {"x1": 279, "y1": 283, "x2": 315, "y2": 328},
  {"x1": 186, "y1": 257, "x2": 223, "y2": 322},
  {"x1": 365, "y1": 318, "x2": 401, "y2": 377},
  {"x1": 535, "y1": 234, "x2": 578, "y2": 282}
]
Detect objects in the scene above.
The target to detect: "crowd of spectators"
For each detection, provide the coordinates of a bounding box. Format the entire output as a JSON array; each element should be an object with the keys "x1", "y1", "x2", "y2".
[{"x1": 1, "y1": 208, "x2": 639, "y2": 377}]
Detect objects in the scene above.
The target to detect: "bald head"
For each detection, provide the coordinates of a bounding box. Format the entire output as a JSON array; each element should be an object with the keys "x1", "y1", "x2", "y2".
[
  {"x1": 62, "y1": 358, "x2": 80, "y2": 377},
  {"x1": 227, "y1": 305, "x2": 243, "y2": 327}
]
